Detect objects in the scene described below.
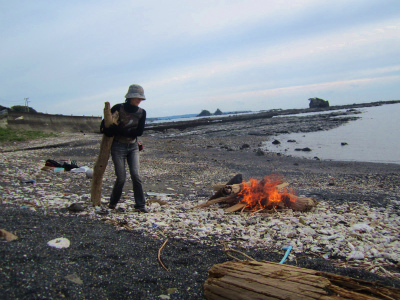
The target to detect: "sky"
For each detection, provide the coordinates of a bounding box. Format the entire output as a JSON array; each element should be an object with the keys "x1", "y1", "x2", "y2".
[{"x1": 1, "y1": 0, "x2": 399, "y2": 118}]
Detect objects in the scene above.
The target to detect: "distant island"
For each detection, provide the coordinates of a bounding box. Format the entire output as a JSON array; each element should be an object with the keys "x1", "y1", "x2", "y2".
[{"x1": 197, "y1": 108, "x2": 223, "y2": 117}]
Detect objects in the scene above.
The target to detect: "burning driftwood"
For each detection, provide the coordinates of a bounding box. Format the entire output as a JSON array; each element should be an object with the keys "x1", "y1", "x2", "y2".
[
  {"x1": 204, "y1": 260, "x2": 400, "y2": 300},
  {"x1": 193, "y1": 174, "x2": 317, "y2": 212}
]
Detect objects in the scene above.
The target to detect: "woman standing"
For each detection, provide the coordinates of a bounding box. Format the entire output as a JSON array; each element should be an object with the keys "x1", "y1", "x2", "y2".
[{"x1": 101, "y1": 84, "x2": 147, "y2": 212}]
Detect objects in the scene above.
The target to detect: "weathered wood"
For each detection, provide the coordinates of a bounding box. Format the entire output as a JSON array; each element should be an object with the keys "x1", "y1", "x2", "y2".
[
  {"x1": 224, "y1": 203, "x2": 247, "y2": 213},
  {"x1": 204, "y1": 261, "x2": 400, "y2": 300},
  {"x1": 209, "y1": 184, "x2": 242, "y2": 201},
  {"x1": 90, "y1": 102, "x2": 118, "y2": 206},
  {"x1": 212, "y1": 174, "x2": 243, "y2": 191},
  {"x1": 191, "y1": 195, "x2": 238, "y2": 209},
  {"x1": 276, "y1": 182, "x2": 290, "y2": 190},
  {"x1": 286, "y1": 196, "x2": 318, "y2": 212},
  {"x1": 0, "y1": 229, "x2": 18, "y2": 241}
]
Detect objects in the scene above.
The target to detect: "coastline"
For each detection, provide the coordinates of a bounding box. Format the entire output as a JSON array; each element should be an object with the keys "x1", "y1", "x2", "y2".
[{"x1": 1, "y1": 101, "x2": 400, "y2": 299}]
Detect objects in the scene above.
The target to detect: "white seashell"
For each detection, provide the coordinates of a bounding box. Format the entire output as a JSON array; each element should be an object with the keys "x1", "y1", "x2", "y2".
[
  {"x1": 347, "y1": 250, "x2": 365, "y2": 260},
  {"x1": 321, "y1": 234, "x2": 340, "y2": 241},
  {"x1": 301, "y1": 236, "x2": 313, "y2": 243},
  {"x1": 350, "y1": 223, "x2": 373, "y2": 233},
  {"x1": 310, "y1": 246, "x2": 322, "y2": 253},
  {"x1": 47, "y1": 237, "x2": 70, "y2": 249},
  {"x1": 193, "y1": 227, "x2": 206, "y2": 231},
  {"x1": 369, "y1": 248, "x2": 380, "y2": 258},
  {"x1": 298, "y1": 227, "x2": 316, "y2": 237},
  {"x1": 217, "y1": 209, "x2": 225, "y2": 215}
]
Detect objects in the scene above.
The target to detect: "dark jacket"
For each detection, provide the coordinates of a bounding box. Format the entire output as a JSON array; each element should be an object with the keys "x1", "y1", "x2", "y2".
[{"x1": 100, "y1": 102, "x2": 146, "y2": 143}]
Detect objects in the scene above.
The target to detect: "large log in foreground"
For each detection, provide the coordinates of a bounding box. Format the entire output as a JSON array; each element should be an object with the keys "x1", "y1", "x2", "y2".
[
  {"x1": 204, "y1": 261, "x2": 400, "y2": 300},
  {"x1": 90, "y1": 102, "x2": 119, "y2": 206}
]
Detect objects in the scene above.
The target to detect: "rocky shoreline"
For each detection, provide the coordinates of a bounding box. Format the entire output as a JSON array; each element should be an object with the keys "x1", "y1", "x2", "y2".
[{"x1": 1, "y1": 101, "x2": 400, "y2": 299}]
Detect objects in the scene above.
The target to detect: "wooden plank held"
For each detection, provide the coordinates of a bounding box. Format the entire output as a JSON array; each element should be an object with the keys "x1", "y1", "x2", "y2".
[{"x1": 90, "y1": 102, "x2": 119, "y2": 206}]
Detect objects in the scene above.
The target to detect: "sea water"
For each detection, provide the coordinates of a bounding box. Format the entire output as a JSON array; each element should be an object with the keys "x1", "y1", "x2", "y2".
[{"x1": 264, "y1": 103, "x2": 400, "y2": 165}]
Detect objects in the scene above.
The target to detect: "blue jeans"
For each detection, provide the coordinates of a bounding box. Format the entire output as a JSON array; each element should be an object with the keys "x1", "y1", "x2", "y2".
[{"x1": 109, "y1": 141, "x2": 145, "y2": 208}]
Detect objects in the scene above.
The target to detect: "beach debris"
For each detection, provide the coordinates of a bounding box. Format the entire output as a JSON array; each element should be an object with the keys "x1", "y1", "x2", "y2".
[
  {"x1": 158, "y1": 239, "x2": 169, "y2": 271},
  {"x1": 47, "y1": 237, "x2": 70, "y2": 249},
  {"x1": 222, "y1": 243, "x2": 256, "y2": 262},
  {"x1": 70, "y1": 166, "x2": 90, "y2": 173},
  {"x1": 0, "y1": 229, "x2": 18, "y2": 241},
  {"x1": 279, "y1": 246, "x2": 292, "y2": 264},
  {"x1": 204, "y1": 260, "x2": 400, "y2": 300},
  {"x1": 44, "y1": 159, "x2": 79, "y2": 171},
  {"x1": 64, "y1": 273, "x2": 83, "y2": 285},
  {"x1": 85, "y1": 168, "x2": 93, "y2": 178}
]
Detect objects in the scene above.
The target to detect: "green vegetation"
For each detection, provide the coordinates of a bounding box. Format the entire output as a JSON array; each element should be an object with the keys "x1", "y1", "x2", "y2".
[
  {"x1": 10, "y1": 105, "x2": 38, "y2": 113},
  {"x1": 0, "y1": 128, "x2": 57, "y2": 142}
]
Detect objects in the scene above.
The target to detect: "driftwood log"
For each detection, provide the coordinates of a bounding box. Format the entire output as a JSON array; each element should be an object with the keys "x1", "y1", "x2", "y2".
[
  {"x1": 90, "y1": 102, "x2": 119, "y2": 206},
  {"x1": 204, "y1": 260, "x2": 400, "y2": 300}
]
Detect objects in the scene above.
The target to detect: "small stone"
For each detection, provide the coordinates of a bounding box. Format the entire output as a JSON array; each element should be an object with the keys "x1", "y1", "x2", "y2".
[
  {"x1": 65, "y1": 273, "x2": 83, "y2": 285},
  {"x1": 255, "y1": 149, "x2": 265, "y2": 156},
  {"x1": 167, "y1": 288, "x2": 178, "y2": 294},
  {"x1": 67, "y1": 203, "x2": 84, "y2": 212}
]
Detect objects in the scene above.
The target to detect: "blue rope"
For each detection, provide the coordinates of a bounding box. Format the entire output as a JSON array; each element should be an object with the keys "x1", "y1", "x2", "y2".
[{"x1": 279, "y1": 246, "x2": 292, "y2": 264}]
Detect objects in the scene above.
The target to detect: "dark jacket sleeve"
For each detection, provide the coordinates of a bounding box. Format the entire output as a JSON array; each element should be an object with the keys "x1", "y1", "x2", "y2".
[{"x1": 136, "y1": 109, "x2": 146, "y2": 136}]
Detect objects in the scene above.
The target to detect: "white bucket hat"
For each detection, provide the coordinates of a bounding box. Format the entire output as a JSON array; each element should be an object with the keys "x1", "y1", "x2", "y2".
[{"x1": 125, "y1": 84, "x2": 146, "y2": 100}]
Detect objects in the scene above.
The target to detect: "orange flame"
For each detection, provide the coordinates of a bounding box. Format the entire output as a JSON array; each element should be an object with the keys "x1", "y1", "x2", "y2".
[{"x1": 238, "y1": 175, "x2": 297, "y2": 210}]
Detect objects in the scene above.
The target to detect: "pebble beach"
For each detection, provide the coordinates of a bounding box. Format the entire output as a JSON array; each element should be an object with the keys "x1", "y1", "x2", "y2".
[{"x1": 1, "y1": 104, "x2": 400, "y2": 299}]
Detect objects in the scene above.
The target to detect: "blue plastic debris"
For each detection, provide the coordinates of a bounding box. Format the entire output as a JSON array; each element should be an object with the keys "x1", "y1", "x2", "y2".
[{"x1": 279, "y1": 246, "x2": 292, "y2": 264}]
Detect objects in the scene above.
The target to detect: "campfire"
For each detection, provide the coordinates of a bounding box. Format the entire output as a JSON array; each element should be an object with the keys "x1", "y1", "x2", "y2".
[{"x1": 193, "y1": 174, "x2": 317, "y2": 213}]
